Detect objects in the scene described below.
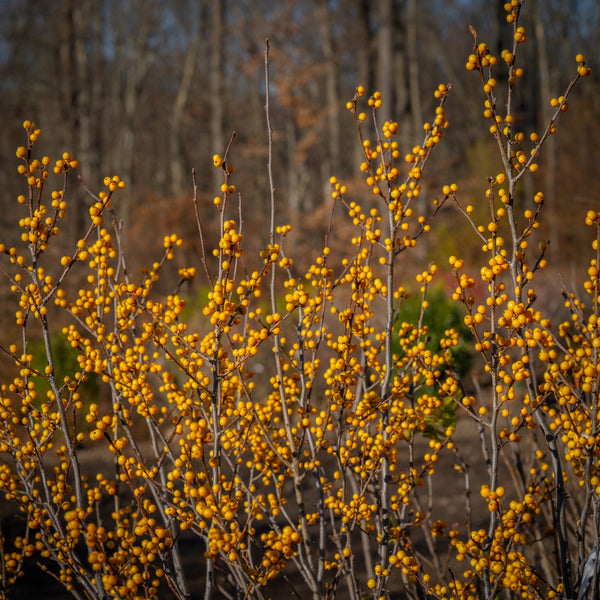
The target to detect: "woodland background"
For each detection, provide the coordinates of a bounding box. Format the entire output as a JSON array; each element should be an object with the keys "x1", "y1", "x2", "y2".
[{"x1": 0, "y1": 0, "x2": 599, "y2": 327}]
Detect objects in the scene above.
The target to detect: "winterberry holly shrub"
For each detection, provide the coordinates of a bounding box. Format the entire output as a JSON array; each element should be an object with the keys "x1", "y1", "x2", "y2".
[{"x1": 0, "y1": 3, "x2": 596, "y2": 600}]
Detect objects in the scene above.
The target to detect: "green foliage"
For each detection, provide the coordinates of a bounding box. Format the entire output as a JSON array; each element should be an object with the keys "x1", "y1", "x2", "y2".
[
  {"x1": 391, "y1": 286, "x2": 472, "y2": 441},
  {"x1": 29, "y1": 331, "x2": 99, "y2": 407},
  {"x1": 423, "y1": 395, "x2": 457, "y2": 441},
  {"x1": 397, "y1": 284, "x2": 473, "y2": 376}
]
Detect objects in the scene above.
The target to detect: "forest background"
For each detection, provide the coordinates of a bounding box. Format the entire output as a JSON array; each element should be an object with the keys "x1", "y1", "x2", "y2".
[{"x1": 1, "y1": 0, "x2": 599, "y2": 296}]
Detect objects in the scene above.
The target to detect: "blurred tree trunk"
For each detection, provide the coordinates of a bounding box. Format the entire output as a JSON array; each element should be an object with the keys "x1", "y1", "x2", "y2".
[
  {"x1": 356, "y1": 0, "x2": 375, "y2": 95},
  {"x1": 210, "y1": 0, "x2": 226, "y2": 191},
  {"x1": 392, "y1": 3, "x2": 410, "y2": 152},
  {"x1": 317, "y1": 1, "x2": 340, "y2": 179},
  {"x1": 111, "y1": 0, "x2": 155, "y2": 226},
  {"x1": 533, "y1": 0, "x2": 558, "y2": 260},
  {"x1": 87, "y1": 2, "x2": 105, "y2": 190},
  {"x1": 406, "y1": 0, "x2": 427, "y2": 259},
  {"x1": 287, "y1": 118, "x2": 300, "y2": 224},
  {"x1": 406, "y1": 0, "x2": 422, "y2": 143},
  {"x1": 377, "y1": 0, "x2": 394, "y2": 123},
  {"x1": 597, "y1": 0, "x2": 600, "y2": 70},
  {"x1": 170, "y1": 18, "x2": 201, "y2": 196},
  {"x1": 240, "y1": 0, "x2": 267, "y2": 215},
  {"x1": 59, "y1": 0, "x2": 94, "y2": 237},
  {"x1": 355, "y1": 0, "x2": 375, "y2": 169},
  {"x1": 493, "y1": 0, "x2": 506, "y2": 55}
]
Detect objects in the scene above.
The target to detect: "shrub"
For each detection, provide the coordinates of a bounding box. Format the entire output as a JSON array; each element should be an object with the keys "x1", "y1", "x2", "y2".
[
  {"x1": 0, "y1": 4, "x2": 597, "y2": 600},
  {"x1": 395, "y1": 284, "x2": 474, "y2": 377}
]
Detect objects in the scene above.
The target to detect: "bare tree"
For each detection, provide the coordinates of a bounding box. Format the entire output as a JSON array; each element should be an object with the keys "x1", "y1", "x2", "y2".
[
  {"x1": 533, "y1": 0, "x2": 558, "y2": 259},
  {"x1": 210, "y1": 0, "x2": 226, "y2": 191},
  {"x1": 317, "y1": 0, "x2": 341, "y2": 177},
  {"x1": 406, "y1": 0, "x2": 422, "y2": 141},
  {"x1": 110, "y1": 0, "x2": 157, "y2": 224},
  {"x1": 170, "y1": 6, "x2": 203, "y2": 195},
  {"x1": 376, "y1": 0, "x2": 394, "y2": 123}
]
